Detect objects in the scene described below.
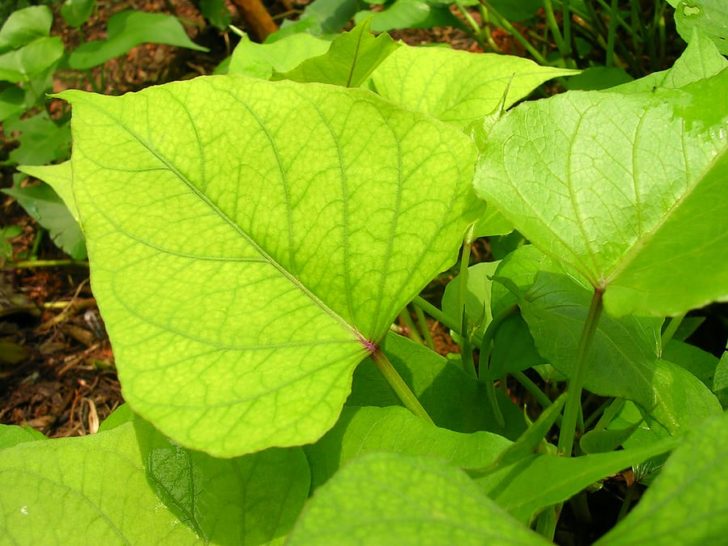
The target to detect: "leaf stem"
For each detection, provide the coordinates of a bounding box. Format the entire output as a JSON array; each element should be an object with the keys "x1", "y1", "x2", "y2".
[
  {"x1": 458, "y1": 233, "x2": 475, "y2": 377},
  {"x1": 605, "y1": 0, "x2": 619, "y2": 66},
  {"x1": 10, "y1": 259, "x2": 89, "y2": 269},
  {"x1": 661, "y1": 312, "x2": 686, "y2": 347},
  {"x1": 413, "y1": 296, "x2": 459, "y2": 334},
  {"x1": 557, "y1": 287, "x2": 604, "y2": 456},
  {"x1": 371, "y1": 348, "x2": 434, "y2": 424},
  {"x1": 398, "y1": 307, "x2": 423, "y2": 345},
  {"x1": 513, "y1": 371, "x2": 554, "y2": 413},
  {"x1": 413, "y1": 304, "x2": 435, "y2": 350}
]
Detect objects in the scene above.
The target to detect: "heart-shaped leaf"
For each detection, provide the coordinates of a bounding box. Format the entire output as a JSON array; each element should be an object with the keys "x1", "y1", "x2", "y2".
[
  {"x1": 59, "y1": 76, "x2": 479, "y2": 456},
  {"x1": 475, "y1": 71, "x2": 728, "y2": 316}
]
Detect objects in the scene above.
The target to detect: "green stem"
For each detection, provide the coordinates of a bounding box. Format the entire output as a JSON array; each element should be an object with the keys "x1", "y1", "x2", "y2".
[
  {"x1": 605, "y1": 0, "x2": 620, "y2": 66},
  {"x1": 562, "y1": 0, "x2": 573, "y2": 59},
  {"x1": 480, "y1": 1, "x2": 549, "y2": 65},
  {"x1": 372, "y1": 348, "x2": 434, "y2": 424},
  {"x1": 11, "y1": 259, "x2": 89, "y2": 269},
  {"x1": 513, "y1": 371, "x2": 554, "y2": 413},
  {"x1": 661, "y1": 312, "x2": 686, "y2": 347},
  {"x1": 413, "y1": 296, "x2": 459, "y2": 334},
  {"x1": 399, "y1": 307, "x2": 423, "y2": 345},
  {"x1": 617, "y1": 484, "x2": 637, "y2": 521},
  {"x1": 454, "y1": 0, "x2": 483, "y2": 41},
  {"x1": 413, "y1": 304, "x2": 435, "y2": 350},
  {"x1": 557, "y1": 287, "x2": 604, "y2": 456},
  {"x1": 458, "y1": 234, "x2": 475, "y2": 376},
  {"x1": 543, "y1": 0, "x2": 568, "y2": 60}
]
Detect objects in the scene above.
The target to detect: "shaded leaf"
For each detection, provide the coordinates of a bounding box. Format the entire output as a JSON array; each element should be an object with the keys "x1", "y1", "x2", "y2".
[
  {"x1": 597, "y1": 412, "x2": 728, "y2": 546},
  {"x1": 61, "y1": 76, "x2": 479, "y2": 456},
  {"x1": 0, "y1": 37, "x2": 64, "y2": 83},
  {"x1": 0, "y1": 6, "x2": 52, "y2": 52},
  {"x1": 68, "y1": 10, "x2": 208, "y2": 70},
  {"x1": 349, "y1": 333, "x2": 526, "y2": 436},
  {"x1": 3, "y1": 180, "x2": 86, "y2": 260},
  {"x1": 3, "y1": 113, "x2": 70, "y2": 165}
]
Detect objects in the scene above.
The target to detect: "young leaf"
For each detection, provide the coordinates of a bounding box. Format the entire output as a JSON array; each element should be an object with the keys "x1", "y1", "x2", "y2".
[
  {"x1": 227, "y1": 33, "x2": 330, "y2": 79},
  {"x1": 441, "y1": 261, "x2": 499, "y2": 335},
  {"x1": 596, "y1": 412, "x2": 728, "y2": 546},
  {"x1": 0, "y1": 421, "x2": 309, "y2": 544},
  {"x1": 276, "y1": 20, "x2": 399, "y2": 87},
  {"x1": 369, "y1": 44, "x2": 577, "y2": 127},
  {"x1": 61, "y1": 76, "x2": 480, "y2": 456},
  {"x1": 288, "y1": 452, "x2": 550, "y2": 546},
  {"x1": 475, "y1": 73, "x2": 728, "y2": 317},
  {"x1": 68, "y1": 10, "x2": 208, "y2": 70},
  {"x1": 61, "y1": 0, "x2": 95, "y2": 28},
  {"x1": 0, "y1": 6, "x2": 53, "y2": 52},
  {"x1": 304, "y1": 405, "x2": 511, "y2": 490}
]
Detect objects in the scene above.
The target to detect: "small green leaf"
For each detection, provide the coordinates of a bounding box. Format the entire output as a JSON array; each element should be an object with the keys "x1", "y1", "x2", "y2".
[
  {"x1": 472, "y1": 205, "x2": 513, "y2": 237},
  {"x1": 370, "y1": 44, "x2": 577, "y2": 127},
  {"x1": 0, "y1": 37, "x2": 64, "y2": 83},
  {"x1": 676, "y1": 0, "x2": 728, "y2": 54},
  {"x1": 62, "y1": 76, "x2": 480, "y2": 456},
  {"x1": 61, "y1": 0, "x2": 95, "y2": 28},
  {"x1": 475, "y1": 74, "x2": 728, "y2": 317},
  {"x1": 277, "y1": 21, "x2": 399, "y2": 87},
  {"x1": 304, "y1": 405, "x2": 511, "y2": 490},
  {"x1": 3, "y1": 113, "x2": 70, "y2": 165},
  {"x1": 441, "y1": 261, "x2": 499, "y2": 335},
  {"x1": 288, "y1": 452, "x2": 550, "y2": 546},
  {"x1": 521, "y1": 272, "x2": 661, "y2": 408},
  {"x1": 68, "y1": 10, "x2": 208, "y2": 70},
  {"x1": 3, "y1": 180, "x2": 86, "y2": 260},
  {"x1": 580, "y1": 424, "x2": 641, "y2": 454},
  {"x1": 355, "y1": 1, "x2": 461, "y2": 32},
  {"x1": 490, "y1": 313, "x2": 545, "y2": 379},
  {"x1": 228, "y1": 33, "x2": 330, "y2": 79},
  {"x1": 199, "y1": 0, "x2": 231, "y2": 30},
  {"x1": 0, "y1": 6, "x2": 53, "y2": 52},
  {"x1": 0, "y1": 424, "x2": 45, "y2": 449},
  {"x1": 663, "y1": 339, "x2": 719, "y2": 388},
  {"x1": 597, "y1": 412, "x2": 728, "y2": 546}
]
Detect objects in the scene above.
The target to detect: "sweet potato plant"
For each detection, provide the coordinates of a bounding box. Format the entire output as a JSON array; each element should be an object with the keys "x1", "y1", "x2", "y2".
[{"x1": 1, "y1": 22, "x2": 727, "y2": 545}]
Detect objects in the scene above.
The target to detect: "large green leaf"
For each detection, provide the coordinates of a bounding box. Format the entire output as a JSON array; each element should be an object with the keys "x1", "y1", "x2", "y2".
[
  {"x1": 288, "y1": 452, "x2": 550, "y2": 546},
  {"x1": 475, "y1": 72, "x2": 728, "y2": 317},
  {"x1": 304, "y1": 405, "x2": 511, "y2": 490},
  {"x1": 68, "y1": 10, "x2": 207, "y2": 70},
  {"x1": 0, "y1": 421, "x2": 309, "y2": 545},
  {"x1": 369, "y1": 44, "x2": 576, "y2": 127},
  {"x1": 278, "y1": 21, "x2": 398, "y2": 87},
  {"x1": 0, "y1": 6, "x2": 53, "y2": 52},
  {"x1": 227, "y1": 33, "x2": 330, "y2": 79},
  {"x1": 61, "y1": 76, "x2": 479, "y2": 456},
  {"x1": 597, "y1": 412, "x2": 728, "y2": 546}
]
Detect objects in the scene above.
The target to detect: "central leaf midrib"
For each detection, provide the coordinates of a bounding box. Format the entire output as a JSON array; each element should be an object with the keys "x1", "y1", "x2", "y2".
[{"x1": 80, "y1": 98, "x2": 366, "y2": 346}]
